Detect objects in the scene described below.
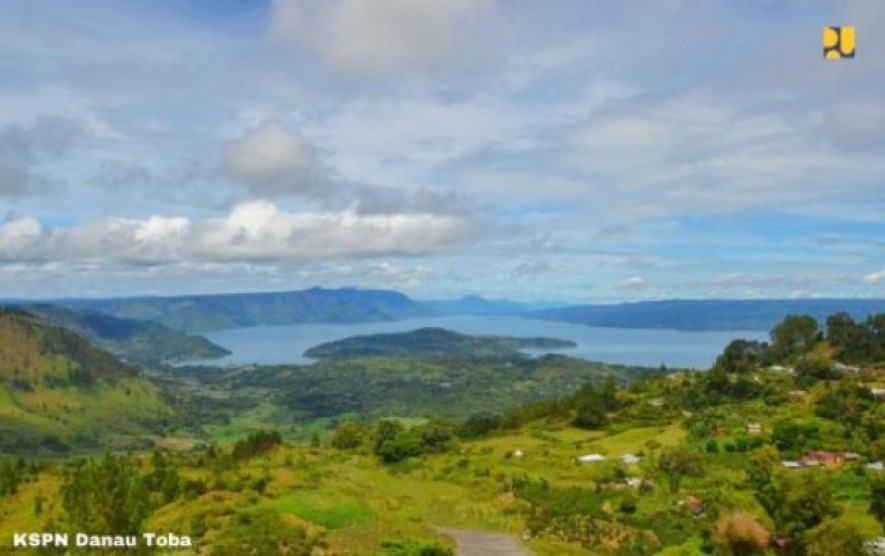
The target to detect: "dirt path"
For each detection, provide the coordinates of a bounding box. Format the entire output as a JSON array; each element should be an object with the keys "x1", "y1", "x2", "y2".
[{"x1": 438, "y1": 528, "x2": 534, "y2": 556}]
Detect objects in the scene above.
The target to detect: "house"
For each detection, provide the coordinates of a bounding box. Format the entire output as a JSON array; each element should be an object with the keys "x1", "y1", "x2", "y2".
[
  {"x1": 621, "y1": 454, "x2": 641, "y2": 465},
  {"x1": 625, "y1": 477, "x2": 643, "y2": 489},
  {"x1": 746, "y1": 422, "x2": 763, "y2": 435},
  {"x1": 787, "y1": 389, "x2": 806, "y2": 399},
  {"x1": 781, "y1": 461, "x2": 802, "y2": 469},
  {"x1": 578, "y1": 453, "x2": 606, "y2": 463},
  {"x1": 511, "y1": 449, "x2": 525, "y2": 458},
  {"x1": 648, "y1": 398, "x2": 665, "y2": 408},
  {"x1": 768, "y1": 365, "x2": 795, "y2": 375},
  {"x1": 842, "y1": 452, "x2": 861, "y2": 462},
  {"x1": 834, "y1": 362, "x2": 860, "y2": 373},
  {"x1": 867, "y1": 461, "x2": 885, "y2": 471},
  {"x1": 801, "y1": 451, "x2": 845, "y2": 468},
  {"x1": 871, "y1": 387, "x2": 885, "y2": 398}
]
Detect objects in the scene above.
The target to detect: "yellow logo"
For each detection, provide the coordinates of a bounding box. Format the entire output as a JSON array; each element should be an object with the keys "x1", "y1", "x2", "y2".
[{"x1": 823, "y1": 26, "x2": 855, "y2": 59}]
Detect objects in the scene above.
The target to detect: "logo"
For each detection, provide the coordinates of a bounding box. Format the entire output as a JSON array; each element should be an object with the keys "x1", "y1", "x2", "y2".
[{"x1": 823, "y1": 26, "x2": 855, "y2": 59}]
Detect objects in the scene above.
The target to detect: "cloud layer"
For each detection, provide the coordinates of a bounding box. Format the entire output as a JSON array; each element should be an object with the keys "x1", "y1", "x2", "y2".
[{"x1": 0, "y1": 201, "x2": 474, "y2": 265}]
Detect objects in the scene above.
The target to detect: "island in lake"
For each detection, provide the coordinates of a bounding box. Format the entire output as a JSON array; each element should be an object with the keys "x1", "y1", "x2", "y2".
[{"x1": 303, "y1": 327, "x2": 576, "y2": 359}]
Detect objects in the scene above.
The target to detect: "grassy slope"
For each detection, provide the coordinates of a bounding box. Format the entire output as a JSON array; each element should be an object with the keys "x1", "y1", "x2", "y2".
[
  {"x1": 1, "y1": 375, "x2": 883, "y2": 554},
  {"x1": 0, "y1": 309, "x2": 174, "y2": 453}
]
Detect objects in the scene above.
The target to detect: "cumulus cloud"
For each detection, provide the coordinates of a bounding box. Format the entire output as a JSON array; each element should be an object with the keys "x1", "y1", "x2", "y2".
[
  {"x1": 864, "y1": 270, "x2": 885, "y2": 284},
  {"x1": 0, "y1": 200, "x2": 474, "y2": 265},
  {"x1": 270, "y1": 0, "x2": 496, "y2": 78},
  {"x1": 225, "y1": 122, "x2": 326, "y2": 198}
]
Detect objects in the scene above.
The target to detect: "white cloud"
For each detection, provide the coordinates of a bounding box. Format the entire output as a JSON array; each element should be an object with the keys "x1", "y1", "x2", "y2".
[
  {"x1": 618, "y1": 275, "x2": 647, "y2": 289},
  {"x1": 225, "y1": 122, "x2": 325, "y2": 197},
  {"x1": 864, "y1": 270, "x2": 885, "y2": 284},
  {"x1": 270, "y1": 0, "x2": 495, "y2": 78},
  {"x1": 0, "y1": 200, "x2": 474, "y2": 265}
]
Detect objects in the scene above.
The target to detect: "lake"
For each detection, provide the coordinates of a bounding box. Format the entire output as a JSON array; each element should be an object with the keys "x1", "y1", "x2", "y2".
[{"x1": 180, "y1": 316, "x2": 768, "y2": 369}]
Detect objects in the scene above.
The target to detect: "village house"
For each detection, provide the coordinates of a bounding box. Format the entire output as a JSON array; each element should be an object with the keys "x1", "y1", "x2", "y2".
[
  {"x1": 833, "y1": 362, "x2": 860, "y2": 373},
  {"x1": 867, "y1": 461, "x2": 885, "y2": 472},
  {"x1": 621, "y1": 454, "x2": 641, "y2": 465},
  {"x1": 801, "y1": 451, "x2": 849, "y2": 468},
  {"x1": 787, "y1": 389, "x2": 806, "y2": 399},
  {"x1": 746, "y1": 422, "x2": 763, "y2": 435},
  {"x1": 871, "y1": 387, "x2": 885, "y2": 398},
  {"x1": 578, "y1": 453, "x2": 605, "y2": 463},
  {"x1": 625, "y1": 477, "x2": 643, "y2": 489},
  {"x1": 781, "y1": 460, "x2": 802, "y2": 469}
]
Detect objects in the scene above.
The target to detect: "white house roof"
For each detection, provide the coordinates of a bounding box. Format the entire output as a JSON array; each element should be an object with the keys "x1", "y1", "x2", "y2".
[
  {"x1": 578, "y1": 453, "x2": 606, "y2": 462},
  {"x1": 621, "y1": 454, "x2": 641, "y2": 464}
]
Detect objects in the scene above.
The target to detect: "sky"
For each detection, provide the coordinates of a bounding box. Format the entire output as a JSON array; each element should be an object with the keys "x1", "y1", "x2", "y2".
[{"x1": 0, "y1": 0, "x2": 883, "y2": 302}]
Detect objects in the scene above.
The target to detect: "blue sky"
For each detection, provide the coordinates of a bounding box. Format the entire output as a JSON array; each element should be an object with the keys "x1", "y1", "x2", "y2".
[{"x1": 0, "y1": 0, "x2": 883, "y2": 301}]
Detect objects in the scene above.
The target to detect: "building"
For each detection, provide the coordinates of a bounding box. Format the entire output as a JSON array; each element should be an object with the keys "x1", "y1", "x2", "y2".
[
  {"x1": 801, "y1": 451, "x2": 845, "y2": 468},
  {"x1": 746, "y1": 422, "x2": 763, "y2": 435},
  {"x1": 867, "y1": 461, "x2": 884, "y2": 472},
  {"x1": 621, "y1": 454, "x2": 641, "y2": 465},
  {"x1": 578, "y1": 453, "x2": 606, "y2": 463},
  {"x1": 781, "y1": 461, "x2": 801, "y2": 469}
]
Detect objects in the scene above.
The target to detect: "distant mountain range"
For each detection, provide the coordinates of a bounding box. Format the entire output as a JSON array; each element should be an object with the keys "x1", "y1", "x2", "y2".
[
  {"x1": 22, "y1": 305, "x2": 229, "y2": 364},
  {"x1": 61, "y1": 287, "x2": 434, "y2": 333},
  {"x1": 5, "y1": 289, "x2": 884, "y2": 334},
  {"x1": 529, "y1": 298, "x2": 885, "y2": 331}
]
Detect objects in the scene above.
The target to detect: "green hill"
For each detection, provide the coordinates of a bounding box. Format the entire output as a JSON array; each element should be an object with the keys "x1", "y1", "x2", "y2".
[
  {"x1": 303, "y1": 327, "x2": 576, "y2": 359},
  {"x1": 23, "y1": 304, "x2": 230, "y2": 365},
  {"x1": 0, "y1": 308, "x2": 174, "y2": 453}
]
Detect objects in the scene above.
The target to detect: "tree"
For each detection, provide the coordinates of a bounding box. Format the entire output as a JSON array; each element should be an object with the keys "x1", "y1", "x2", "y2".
[
  {"x1": 572, "y1": 386, "x2": 608, "y2": 429},
  {"x1": 373, "y1": 420, "x2": 405, "y2": 454},
  {"x1": 715, "y1": 340, "x2": 769, "y2": 374},
  {"x1": 769, "y1": 315, "x2": 819, "y2": 362},
  {"x1": 771, "y1": 472, "x2": 841, "y2": 539},
  {"x1": 331, "y1": 421, "x2": 368, "y2": 450},
  {"x1": 378, "y1": 431, "x2": 423, "y2": 464},
  {"x1": 658, "y1": 446, "x2": 705, "y2": 493},
  {"x1": 61, "y1": 454, "x2": 151, "y2": 535},
  {"x1": 804, "y1": 518, "x2": 865, "y2": 556},
  {"x1": 712, "y1": 512, "x2": 770, "y2": 555},
  {"x1": 771, "y1": 420, "x2": 820, "y2": 454},
  {"x1": 870, "y1": 477, "x2": 885, "y2": 528}
]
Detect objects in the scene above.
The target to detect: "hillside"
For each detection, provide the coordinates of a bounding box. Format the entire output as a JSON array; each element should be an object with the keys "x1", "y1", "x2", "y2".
[
  {"x1": 0, "y1": 308, "x2": 174, "y2": 453},
  {"x1": 64, "y1": 287, "x2": 434, "y2": 333},
  {"x1": 532, "y1": 298, "x2": 885, "y2": 331},
  {"x1": 303, "y1": 327, "x2": 576, "y2": 359},
  {"x1": 22, "y1": 304, "x2": 230, "y2": 365}
]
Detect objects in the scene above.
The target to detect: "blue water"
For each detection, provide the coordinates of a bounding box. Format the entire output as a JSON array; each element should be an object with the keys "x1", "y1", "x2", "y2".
[{"x1": 180, "y1": 316, "x2": 768, "y2": 369}]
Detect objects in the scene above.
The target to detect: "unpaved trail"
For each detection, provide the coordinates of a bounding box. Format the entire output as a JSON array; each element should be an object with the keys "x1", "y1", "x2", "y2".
[{"x1": 438, "y1": 527, "x2": 534, "y2": 556}]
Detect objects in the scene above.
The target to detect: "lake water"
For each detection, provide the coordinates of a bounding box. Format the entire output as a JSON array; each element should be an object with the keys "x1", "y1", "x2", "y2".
[{"x1": 180, "y1": 316, "x2": 768, "y2": 369}]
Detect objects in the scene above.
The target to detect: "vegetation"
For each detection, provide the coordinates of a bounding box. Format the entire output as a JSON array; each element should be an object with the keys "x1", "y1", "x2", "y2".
[
  {"x1": 0, "y1": 308, "x2": 173, "y2": 453},
  {"x1": 1, "y1": 309, "x2": 884, "y2": 554},
  {"x1": 23, "y1": 304, "x2": 230, "y2": 364},
  {"x1": 303, "y1": 327, "x2": 576, "y2": 359}
]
